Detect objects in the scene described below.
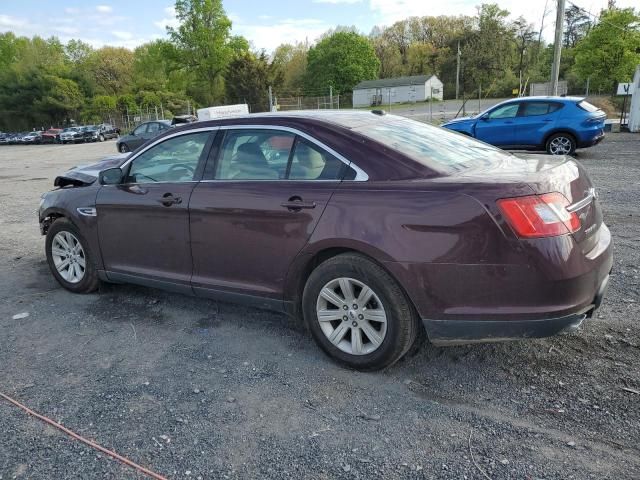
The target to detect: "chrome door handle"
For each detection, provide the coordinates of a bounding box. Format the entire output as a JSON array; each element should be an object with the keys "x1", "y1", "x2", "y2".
[
  {"x1": 281, "y1": 200, "x2": 316, "y2": 211},
  {"x1": 158, "y1": 193, "x2": 182, "y2": 206}
]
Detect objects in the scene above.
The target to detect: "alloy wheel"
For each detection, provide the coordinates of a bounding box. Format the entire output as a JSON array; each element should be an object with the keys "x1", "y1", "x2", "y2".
[
  {"x1": 316, "y1": 277, "x2": 387, "y2": 355},
  {"x1": 549, "y1": 136, "x2": 572, "y2": 155},
  {"x1": 51, "y1": 231, "x2": 86, "y2": 284}
]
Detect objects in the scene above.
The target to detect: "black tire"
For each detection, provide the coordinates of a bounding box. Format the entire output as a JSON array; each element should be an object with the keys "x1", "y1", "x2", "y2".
[
  {"x1": 118, "y1": 143, "x2": 129, "y2": 153},
  {"x1": 302, "y1": 253, "x2": 420, "y2": 371},
  {"x1": 45, "y1": 218, "x2": 99, "y2": 293},
  {"x1": 545, "y1": 132, "x2": 576, "y2": 155},
  {"x1": 99, "y1": 134, "x2": 105, "y2": 142}
]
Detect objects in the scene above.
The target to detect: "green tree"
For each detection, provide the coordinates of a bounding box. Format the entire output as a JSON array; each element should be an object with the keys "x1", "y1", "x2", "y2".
[
  {"x1": 167, "y1": 0, "x2": 239, "y2": 105},
  {"x1": 86, "y1": 47, "x2": 134, "y2": 95},
  {"x1": 564, "y1": 5, "x2": 591, "y2": 47},
  {"x1": 573, "y1": 7, "x2": 640, "y2": 93},
  {"x1": 305, "y1": 31, "x2": 380, "y2": 94},
  {"x1": 461, "y1": 4, "x2": 516, "y2": 95},
  {"x1": 272, "y1": 42, "x2": 308, "y2": 94},
  {"x1": 225, "y1": 51, "x2": 274, "y2": 112}
]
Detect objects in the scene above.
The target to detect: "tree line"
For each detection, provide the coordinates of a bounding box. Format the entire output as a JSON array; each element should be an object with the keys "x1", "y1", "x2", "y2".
[{"x1": 0, "y1": 0, "x2": 638, "y2": 131}]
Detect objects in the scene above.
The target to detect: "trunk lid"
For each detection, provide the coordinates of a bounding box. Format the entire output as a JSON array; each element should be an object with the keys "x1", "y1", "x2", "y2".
[{"x1": 457, "y1": 153, "x2": 602, "y2": 250}]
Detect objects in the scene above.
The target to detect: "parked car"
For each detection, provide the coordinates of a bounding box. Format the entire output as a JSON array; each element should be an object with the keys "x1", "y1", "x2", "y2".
[
  {"x1": 96, "y1": 123, "x2": 119, "y2": 141},
  {"x1": 60, "y1": 127, "x2": 84, "y2": 144},
  {"x1": 0, "y1": 133, "x2": 7, "y2": 144},
  {"x1": 441, "y1": 96, "x2": 606, "y2": 155},
  {"x1": 39, "y1": 111, "x2": 612, "y2": 370},
  {"x1": 82, "y1": 125, "x2": 102, "y2": 142},
  {"x1": 41, "y1": 128, "x2": 63, "y2": 144},
  {"x1": 21, "y1": 131, "x2": 43, "y2": 144},
  {"x1": 116, "y1": 120, "x2": 171, "y2": 153}
]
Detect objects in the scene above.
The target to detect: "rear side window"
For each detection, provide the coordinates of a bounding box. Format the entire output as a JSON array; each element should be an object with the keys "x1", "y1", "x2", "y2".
[
  {"x1": 521, "y1": 102, "x2": 563, "y2": 116},
  {"x1": 289, "y1": 139, "x2": 348, "y2": 180},
  {"x1": 352, "y1": 116, "x2": 513, "y2": 174},
  {"x1": 577, "y1": 100, "x2": 600, "y2": 113},
  {"x1": 216, "y1": 130, "x2": 295, "y2": 180}
]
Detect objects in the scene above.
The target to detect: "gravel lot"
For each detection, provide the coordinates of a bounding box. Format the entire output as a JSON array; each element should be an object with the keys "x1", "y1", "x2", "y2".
[{"x1": 0, "y1": 135, "x2": 639, "y2": 479}]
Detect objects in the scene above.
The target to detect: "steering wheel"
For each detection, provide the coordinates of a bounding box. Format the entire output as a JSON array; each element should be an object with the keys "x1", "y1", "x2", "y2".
[{"x1": 168, "y1": 163, "x2": 195, "y2": 175}]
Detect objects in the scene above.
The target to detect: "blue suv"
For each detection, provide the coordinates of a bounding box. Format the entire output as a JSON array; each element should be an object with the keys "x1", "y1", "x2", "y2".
[{"x1": 441, "y1": 97, "x2": 605, "y2": 155}]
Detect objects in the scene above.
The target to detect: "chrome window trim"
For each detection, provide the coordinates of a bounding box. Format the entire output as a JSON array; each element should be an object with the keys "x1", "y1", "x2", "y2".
[{"x1": 216, "y1": 124, "x2": 369, "y2": 181}]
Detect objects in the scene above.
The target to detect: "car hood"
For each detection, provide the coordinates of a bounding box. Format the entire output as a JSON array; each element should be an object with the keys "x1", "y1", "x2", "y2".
[
  {"x1": 442, "y1": 116, "x2": 476, "y2": 126},
  {"x1": 54, "y1": 153, "x2": 131, "y2": 187}
]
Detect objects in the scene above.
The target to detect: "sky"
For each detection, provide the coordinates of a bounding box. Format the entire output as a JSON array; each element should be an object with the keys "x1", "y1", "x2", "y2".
[{"x1": 0, "y1": 0, "x2": 637, "y2": 53}]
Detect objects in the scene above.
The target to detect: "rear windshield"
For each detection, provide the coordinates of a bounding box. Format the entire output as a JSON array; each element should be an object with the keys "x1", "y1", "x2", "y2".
[
  {"x1": 577, "y1": 100, "x2": 600, "y2": 113},
  {"x1": 351, "y1": 116, "x2": 513, "y2": 174}
]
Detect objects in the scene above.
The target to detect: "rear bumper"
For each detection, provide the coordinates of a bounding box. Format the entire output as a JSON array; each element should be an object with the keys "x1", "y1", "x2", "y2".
[
  {"x1": 578, "y1": 130, "x2": 605, "y2": 148},
  {"x1": 423, "y1": 272, "x2": 610, "y2": 346}
]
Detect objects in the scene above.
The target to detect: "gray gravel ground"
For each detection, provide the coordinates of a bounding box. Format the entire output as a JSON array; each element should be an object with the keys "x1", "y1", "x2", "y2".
[{"x1": 0, "y1": 135, "x2": 639, "y2": 479}]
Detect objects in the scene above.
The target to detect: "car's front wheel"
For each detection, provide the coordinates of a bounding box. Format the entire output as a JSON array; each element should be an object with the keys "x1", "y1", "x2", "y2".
[
  {"x1": 45, "y1": 218, "x2": 99, "y2": 293},
  {"x1": 546, "y1": 133, "x2": 576, "y2": 155},
  {"x1": 303, "y1": 253, "x2": 420, "y2": 371},
  {"x1": 99, "y1": 134, "x2": 105, "y2": 142}
]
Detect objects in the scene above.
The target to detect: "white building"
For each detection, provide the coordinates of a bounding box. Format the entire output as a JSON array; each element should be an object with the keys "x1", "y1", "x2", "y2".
[{"x1": 352, "y1": 75, "x2": 444, "y2": 108}]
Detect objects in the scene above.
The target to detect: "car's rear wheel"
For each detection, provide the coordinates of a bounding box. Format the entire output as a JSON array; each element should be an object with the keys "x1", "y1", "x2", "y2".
[
  {"x1": 119, "y1": 143, "x2": 129, "y2": 153},
  {"x1": 546, "y1": 133, "x2": 576, "y2": 155},
  {"x1": 303, "y1": 253, "x2": 420, "y2": 371},
  {"x1": 46, "y1": 218, "x2": 99, "y2": 293}
]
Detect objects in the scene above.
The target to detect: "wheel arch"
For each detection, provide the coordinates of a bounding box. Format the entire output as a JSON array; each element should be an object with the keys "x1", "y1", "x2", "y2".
[
  {"x1": 543, "y1": 129, "x2": 578, "y2": 146},
  {"x1": 284, "y1": 243, "x2": 422, "y2": 331}
]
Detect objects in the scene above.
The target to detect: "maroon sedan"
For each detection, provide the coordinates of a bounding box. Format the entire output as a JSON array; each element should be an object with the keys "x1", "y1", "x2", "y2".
[{"x1": 38, "y1": 111, "x2": 612, "y2": 370}]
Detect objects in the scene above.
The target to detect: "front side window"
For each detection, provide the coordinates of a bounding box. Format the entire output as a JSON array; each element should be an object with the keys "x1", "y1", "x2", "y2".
[
  {"x1": 133, "y1": 124, "x2": 147, "y2": 136},
  {"x1": 127, "y1": 131, "x2": 210, "y2": 184},
  {"x1": 216, "y1": 130, "x2": 295, "y2": 180},
  {"x1": 488, "y1": 104, "x2": 519, "y2": 119}
]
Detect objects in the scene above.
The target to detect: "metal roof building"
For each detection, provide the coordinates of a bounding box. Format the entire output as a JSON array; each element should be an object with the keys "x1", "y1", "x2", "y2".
[{"x1": 352, "y1": 74, "x2": 444, "y2": 107}]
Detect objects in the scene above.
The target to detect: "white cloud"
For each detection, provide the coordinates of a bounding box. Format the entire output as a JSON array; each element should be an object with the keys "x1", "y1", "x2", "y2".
[
  {"x1": 154, "y1": 6, "x2": 179, "y2": 30},
  {"x1": 314, "y1": 0, "x2": 363, "y2": 3},
  {"x1": 55, "y1": 26, "x2": 79, "y2": 35},
  {"x1": 96, "y1": 5, "x2": 112, "y2": 13},
  {"x1": 232, "y1": 17, "x2": 329, "y2": 51},
  {"x1": 112, "y1": 30, "x2": 133, "y2": 40},
  {"x1": 0, "y1": 14, "x2": 29, "y2": 29}
]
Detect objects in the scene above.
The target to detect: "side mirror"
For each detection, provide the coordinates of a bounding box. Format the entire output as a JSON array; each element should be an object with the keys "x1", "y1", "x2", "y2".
[
  {"x1": 480, "y1": 113, "x2": 490, "y2": 121},
  {"x1": 99, "y1": 167, "x2": 123, "y2": 185}
]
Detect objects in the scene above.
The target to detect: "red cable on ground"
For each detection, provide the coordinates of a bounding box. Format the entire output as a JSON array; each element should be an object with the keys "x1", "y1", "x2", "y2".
[{"x1": 0, "y1": 391, "x2": 168, "y2": 480}]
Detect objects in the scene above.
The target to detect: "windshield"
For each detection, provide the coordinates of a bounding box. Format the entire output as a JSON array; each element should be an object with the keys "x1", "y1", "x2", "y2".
[{"x1": 351, "y1": 115, "x2": 513, "y2": 174}]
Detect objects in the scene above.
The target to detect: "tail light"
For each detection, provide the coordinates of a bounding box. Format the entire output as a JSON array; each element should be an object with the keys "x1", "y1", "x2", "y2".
[{"x1": 497, "y1": 192, "x2": 580, "y2": 238}]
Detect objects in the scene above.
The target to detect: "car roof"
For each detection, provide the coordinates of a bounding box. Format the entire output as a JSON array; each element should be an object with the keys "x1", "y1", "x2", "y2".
[
  {"x1": 180, "y1": 110, "x2": 409, "y2": 131},
  {"x1": 499, "y1": 96, "x2": 584, "y2": 104}
]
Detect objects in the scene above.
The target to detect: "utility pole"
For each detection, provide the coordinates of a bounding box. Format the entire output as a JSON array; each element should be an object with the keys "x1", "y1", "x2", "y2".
[
  {"x1": 585, "y1": 77, "x2": 590, "y2": 96},
  {"x1": 329, "y1": 86, "x2": 333, "y2": 109},
  {"x1": 268, "y1": 86, "x2": 273, "y2": 112},
  {"x1": 550, "y1": 0, "x2": 566, "y2": 96},
  {"x1": 455, "y1": 41, "x2": 461, "y2": 100}
]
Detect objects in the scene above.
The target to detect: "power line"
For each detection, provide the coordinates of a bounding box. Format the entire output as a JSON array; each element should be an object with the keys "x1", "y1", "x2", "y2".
[{"x1": 566, "y1": 1, "x2": 634, "y2": 33}]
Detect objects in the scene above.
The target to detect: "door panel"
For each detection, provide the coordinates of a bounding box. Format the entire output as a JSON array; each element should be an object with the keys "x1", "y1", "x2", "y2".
[
  {"x1": 189, "y1": 181, "x2": 337, "y2": 297},
  {"x1": 475, "y1": 103, "x2": 520, "y2": 145},
  {"x1": 516, "y1": 102, "x2": 559, "y2": 146},
  {"x1": 96, "y1": 183, "x2": 196, "y2": 286},
  {"x1": 96, "y1": 130, "x2": 213, "y2": 287}
]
